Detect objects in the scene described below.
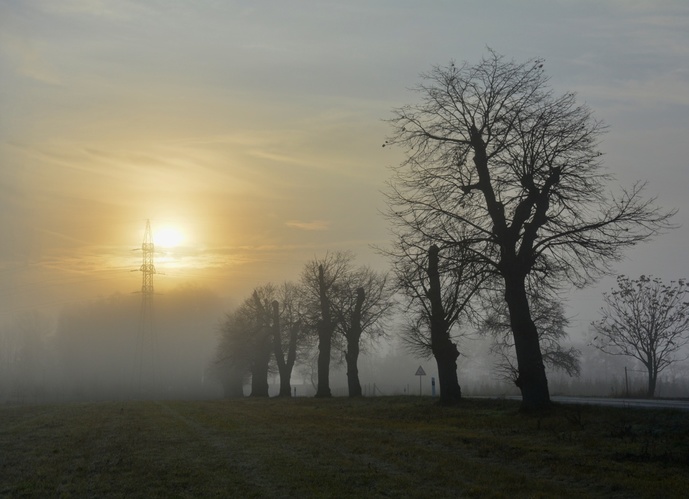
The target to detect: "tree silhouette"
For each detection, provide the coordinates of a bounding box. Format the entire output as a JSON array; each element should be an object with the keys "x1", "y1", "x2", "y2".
[
  {"x1": 385, "y1": 49, "x2": 675, "y2": 411},
  {"x1": 213, "y1": 285, "x2": 276, "y2": 398},
  {"x1": 272, "y1": 282, "x2": 311, "y2": 397},
  {"x1": 391, "y1": 244, "x2": 484, "y2": 405},
  {"x1": 301, "y1": 252, "x2": 352, "y2": 398},
  {"x1": 592, "y1": 275, "x2": 689, "y2": 398},
  {"x1": 332, "y1": 266, "x2": 393, "y2": 397}
]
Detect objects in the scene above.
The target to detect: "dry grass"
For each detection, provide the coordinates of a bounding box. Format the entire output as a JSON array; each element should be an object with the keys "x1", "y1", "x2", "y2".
[{"x1": 1, "y1": 397, "x2": 688, "y2": 498}]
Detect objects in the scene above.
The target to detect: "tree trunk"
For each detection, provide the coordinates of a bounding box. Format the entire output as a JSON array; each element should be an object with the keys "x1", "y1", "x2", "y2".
[
  {"x1": 428, "y1": 245, "x2": 462, "y2": 405},
  {"x1": 434, "y1": 344, "x2": 461, "y2": 403},
  {"x1": 250, "y1": 327, "x2": 271, "y2": 397},
  {"x1": 647, "y1": 368, "x2": 657, "y2": 398},
  {"x1": 315, "y1": 265, "x2": 333, "y2": 398},
  {"x1": 345, "y1": 342, "x2": 362, "y2": 397},
  {"x1": 281, "y1": 323, "x2": 299, "y2": 397},
  {"x1": 250, "y1": 358, "x2": 270, "y2": 397},
  {"x1": 504, "y1": 275, "x2": 550, "y2": 412},
  {"x1": 277, "y1": 377, "x2": 291, "y2": 397},
  {"x1": 277, "y1": 370, "x2": 292, "y2": 397},
  {"x1": 315, "y1": 320, "x2": 332, "y2": 397},
  {"x1": 270, "y1": 300, "x2": 293, "y2": 398},
  {"x1": 345, "y1": 287, "x2": 365, "y2": 397}
]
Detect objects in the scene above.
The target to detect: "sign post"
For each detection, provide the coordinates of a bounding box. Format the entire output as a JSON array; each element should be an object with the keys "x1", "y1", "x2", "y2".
[{"x1": 415, "y1": 365, "x2": 426, "y2": 396}]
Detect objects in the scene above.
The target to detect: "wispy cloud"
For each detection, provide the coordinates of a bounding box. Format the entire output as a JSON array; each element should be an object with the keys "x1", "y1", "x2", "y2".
[
  {"x1": 285, "y1": 220, "x2": 330, "y2": 231},
  {"x1": 0, "y1": 33, "x2": 61, "y2": 84}
]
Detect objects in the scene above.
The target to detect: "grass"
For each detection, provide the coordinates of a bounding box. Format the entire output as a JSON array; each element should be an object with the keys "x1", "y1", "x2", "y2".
[{"x1": 1, "y1": 396, "x2": 688, "y2": 498}]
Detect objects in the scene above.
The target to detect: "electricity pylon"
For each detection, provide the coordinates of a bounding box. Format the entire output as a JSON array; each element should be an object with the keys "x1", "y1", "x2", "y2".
[{"x1": 135, "y1": 219, "x2": 158, "y2": 394}]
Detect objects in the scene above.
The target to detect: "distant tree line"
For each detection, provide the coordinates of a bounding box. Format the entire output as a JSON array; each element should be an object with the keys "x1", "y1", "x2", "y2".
[{"x1": 210, "y1": 252, "x2": 394, "y2": 398}]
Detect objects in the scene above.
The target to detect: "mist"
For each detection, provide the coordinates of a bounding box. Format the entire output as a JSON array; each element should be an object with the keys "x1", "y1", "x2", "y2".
[
  {"x1": 4, "y1": 282, "x2": 687, "y2": 404},
  {"x1": 0, "y1": 284, "x2": 224, "y2": 403},
  {"x1": 1, "y1": 0, "x2": 688, "y2": 406}
]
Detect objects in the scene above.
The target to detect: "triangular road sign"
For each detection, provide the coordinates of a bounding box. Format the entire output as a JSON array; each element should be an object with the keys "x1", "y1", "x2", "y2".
[{"x1": 415, "y1": 365, "x2": 426, "y2": 376}]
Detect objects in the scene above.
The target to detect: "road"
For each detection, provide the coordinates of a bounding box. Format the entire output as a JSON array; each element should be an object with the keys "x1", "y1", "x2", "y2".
[{"x1": 551, "y1": 395, "x2": 689, "y2": 411}]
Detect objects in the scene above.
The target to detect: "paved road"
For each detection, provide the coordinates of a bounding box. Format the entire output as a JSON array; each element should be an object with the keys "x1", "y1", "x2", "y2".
[{"x1": 551, "y1": 395, "x2": 689, "y2": 411}]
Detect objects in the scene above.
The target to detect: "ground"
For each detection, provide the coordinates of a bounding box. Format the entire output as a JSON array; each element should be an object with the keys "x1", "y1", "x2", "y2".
[{"x1": 1, "y1": 397, "x2": 688, "y2": 497}]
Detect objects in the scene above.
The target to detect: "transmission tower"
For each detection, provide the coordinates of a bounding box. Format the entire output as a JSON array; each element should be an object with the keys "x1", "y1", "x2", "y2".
[{"x1": 135, "y1": 219, "x2": 158, "y2": 393}]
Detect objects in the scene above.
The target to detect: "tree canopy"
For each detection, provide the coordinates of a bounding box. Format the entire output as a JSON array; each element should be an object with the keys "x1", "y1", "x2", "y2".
[{"x1": 592, "y1": 275, "x2": 689, "y2": 397}]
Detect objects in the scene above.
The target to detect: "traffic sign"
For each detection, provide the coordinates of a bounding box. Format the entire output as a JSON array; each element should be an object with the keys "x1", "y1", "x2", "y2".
[{"x1": 415, "y1": 366, "x2": 426, "y2": 395}]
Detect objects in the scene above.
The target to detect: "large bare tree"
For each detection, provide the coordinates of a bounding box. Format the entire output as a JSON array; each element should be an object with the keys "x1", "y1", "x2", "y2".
[
  {"x1": 385, "y1": 50, "x2": 675, "y2": 411},
  {"x1": 592, "y1": 275, "x2": 689, "y2": 398}
]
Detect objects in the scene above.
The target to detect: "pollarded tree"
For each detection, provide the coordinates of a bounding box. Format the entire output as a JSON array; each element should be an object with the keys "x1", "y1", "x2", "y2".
[
  {"x1": 212, "y1": 307, "x2": 253, "y2": 398},
  {"x1": 272, "y1": 281, "x2": 312, "y2": 397},
  {"x1": 245, "y1": 285, "x2": 278, "y2": 397},
  {"x1": 592, "y1": 275, "x2": 689, "y2": 398},
  {"x1": 385, "y1": 49, "x2": 675, "y2": 411},
  {"x1": 331, "y1": 266, "x2": 394, "y2": 397},
  {"x1": 301, "y1": 252, "x2": 353, "y2": 398},
  {"x1": 212, "y1": 284, "x2": 276, "y2": 398},
  {"x1": 392, "y1": 243, "x2": 486, "y2": 405}
]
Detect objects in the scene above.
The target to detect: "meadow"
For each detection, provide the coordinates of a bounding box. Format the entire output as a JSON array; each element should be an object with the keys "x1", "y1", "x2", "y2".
[{"x1": 1, "y1": 397, "x2": 688, "y2": 498}]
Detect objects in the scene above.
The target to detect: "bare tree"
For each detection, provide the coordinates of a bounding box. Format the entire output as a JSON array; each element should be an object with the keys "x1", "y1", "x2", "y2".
[
  {"x1": 332, "y1": 266, "x2": 394, "y2": 397},
  {"x1": 272, "y1": 281, "x2": 311, "y2": 397},
  {"x1": 385, "y1": 50, "x2": 675, "y2": 411},
  {"x1": 246, "y1": 285, "x2": 277, "y2": 397},
  {"x1": 212, "y1": 309, "x2": 252, "y2": 398},
  {"x1": 592, "y1": 275, "x2": 689, "y2": 398},
  {"x1": 301, "y1": 252, "x2": 352, "y2": 398},
  {"x1": 212, "y1": 285, "x2": 276, "y2": 398},
  {"x1": 391, "y1": 243, "x2": 485, "y2": 405}
]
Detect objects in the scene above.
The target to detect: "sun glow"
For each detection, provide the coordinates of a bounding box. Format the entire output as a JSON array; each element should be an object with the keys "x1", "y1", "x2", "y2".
[{"x1": 153, "y1": 226, "x2": 185, "y2": 248}]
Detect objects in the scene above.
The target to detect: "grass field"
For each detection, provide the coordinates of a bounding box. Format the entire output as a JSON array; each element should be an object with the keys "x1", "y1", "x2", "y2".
[{"x1": 1, "y1": 396, "x2": 688, "y2": 498}]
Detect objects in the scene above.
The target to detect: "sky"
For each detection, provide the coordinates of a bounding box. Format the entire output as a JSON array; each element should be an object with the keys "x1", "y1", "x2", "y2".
[{"x1": 1, "y1": 0, "x2": 688, "y2": 338}]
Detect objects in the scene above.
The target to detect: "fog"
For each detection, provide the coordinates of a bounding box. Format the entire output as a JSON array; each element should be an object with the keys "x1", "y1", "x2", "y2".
[
  {"x1": 1, "y1": 1, "x2": 688, "y2": 404},
  {"x1": 3, "y1": 283, "x2": 688, "y2": 404},
  {"x1": 1, "y1": 285, "x2": 223, "y2": 403}
]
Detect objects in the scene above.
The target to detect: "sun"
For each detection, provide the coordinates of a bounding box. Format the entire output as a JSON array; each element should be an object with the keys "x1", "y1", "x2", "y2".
[{"x1": 153, "y1": 226, "x2": 185, "y2": 248}]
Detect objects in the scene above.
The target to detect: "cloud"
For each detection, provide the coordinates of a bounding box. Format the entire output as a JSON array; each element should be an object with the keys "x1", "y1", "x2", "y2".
[
  {"x1": 37, "y1": 0, "x2": 131, "y2": 19},
  {"x1": 285, "y1": 220, "x2": 330, "y2": 231},
  {"x1": 0, "y1": 33, "x2": 61, "y2": 84}
]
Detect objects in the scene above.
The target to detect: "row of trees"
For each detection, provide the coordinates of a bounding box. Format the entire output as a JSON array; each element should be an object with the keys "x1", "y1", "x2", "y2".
[
  {"x1": 211, "y1": 252, "x2": 394, "y2": 398},
  {"x1": 210, "y1": 247, "x2": 587, "y2": 402},
  {"x1": 212, "y1": 50, "x2": 684, "y2": 409}
]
